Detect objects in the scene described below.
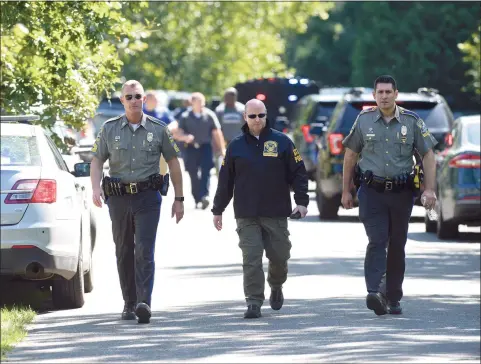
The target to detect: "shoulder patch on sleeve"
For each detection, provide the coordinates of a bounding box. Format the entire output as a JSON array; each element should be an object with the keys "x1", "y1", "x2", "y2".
[
  {"x1": 359, "y1": 106, "x2": 377, "y2": 115},
  {"x1": 416, "y1": 118, "x2": 430, "y2": 135}
]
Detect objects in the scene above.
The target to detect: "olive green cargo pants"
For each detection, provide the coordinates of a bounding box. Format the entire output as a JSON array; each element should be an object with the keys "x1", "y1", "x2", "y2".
[{"x1": 236, "y1": 217, "x2": 292, "y2": 306}]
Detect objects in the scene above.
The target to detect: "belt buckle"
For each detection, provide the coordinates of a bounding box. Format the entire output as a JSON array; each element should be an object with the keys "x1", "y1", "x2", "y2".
[
  {"x1": 129, "y1": 182, "x2": 138, "y2": 194},
  {"x1": 385, "y1": 180, "x2": 393, "y2": 191}
]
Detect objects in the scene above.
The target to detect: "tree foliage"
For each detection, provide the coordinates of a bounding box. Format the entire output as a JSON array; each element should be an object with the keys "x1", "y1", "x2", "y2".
[
  {"x1": 458, "y1": 25, "x2": 481, "y2": 96},
  {"x1": 0, "y1": 1, "x2": 146, "y2": 135},
  {"x1": 120, "y1": 1, "x2": 333, "y2": 96},
  {"x1": 285, "y1": 2, "x2": 480, "y2": 108}
]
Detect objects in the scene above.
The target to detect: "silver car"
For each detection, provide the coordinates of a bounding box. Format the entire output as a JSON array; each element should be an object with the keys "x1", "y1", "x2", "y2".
[{"x1": 1, "y1": 115, "x2": 94, "y2": 309}]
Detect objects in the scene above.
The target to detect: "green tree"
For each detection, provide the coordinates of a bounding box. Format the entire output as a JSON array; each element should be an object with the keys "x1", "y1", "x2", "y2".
[
  {"x1": 350, "y1": 2, "x2": 480, "y2": 108},
  {"x1": 0, "y1": 1, "x2": 146, "y2": 138},
  {"x1": 284, "y1": 2, "x2": 359, "y2": 87},
  {"x1": 458, "y1": 25, "x2": 480, "y2": 96},
  {"x1": 121, "y1": 1, "x2": 333, "y2": 96}
]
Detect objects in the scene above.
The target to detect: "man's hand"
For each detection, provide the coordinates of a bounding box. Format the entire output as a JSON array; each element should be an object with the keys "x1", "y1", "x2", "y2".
[
  {"x1": 213, "y1": 215, "x2": 222, "y2": 231},
  {"x1": 421, "y1": 189, "x2": 437, "y2": 210},
  {"x1": 92, "y1": 187, "x2": 103, "y2": 208},
  {"x1": 341, "y1": 191, "x2": 354, "y2": 209},
  {"x1": 292, "y1": 205, "x2": 308, "y2": 218},
  {"x1": 171, "y1": 201, "x2": 184, "y2": 223},
  {"x1": 185, "y1": 134, "x2": 195, "y2": 144}
]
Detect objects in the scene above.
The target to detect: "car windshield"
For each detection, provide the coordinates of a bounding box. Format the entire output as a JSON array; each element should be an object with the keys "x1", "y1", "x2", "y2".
[
  {"x1": 466, "y1": 122, "x2": 480, "y2": 146},
  {"x1": 314, "y1": 102, "x2": 337, "y2": 122},
  {"x1": 1, "y1": 135, "x2": 41, "y2": 166}
]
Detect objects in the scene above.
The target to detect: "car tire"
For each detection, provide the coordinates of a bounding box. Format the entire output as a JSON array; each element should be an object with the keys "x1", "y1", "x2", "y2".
[
  {"x1": 425, "y1": 212, "x2": 437, "y2": 233},
  {"x1": 436, "y1": 208, "x2": 458, "y2": 240},
  {"x1": 316, "y1": 186, "x2": 339, "y2": 220},
  {"x1": 52, "y1": 247, "x2": 85, "y2": 309}
]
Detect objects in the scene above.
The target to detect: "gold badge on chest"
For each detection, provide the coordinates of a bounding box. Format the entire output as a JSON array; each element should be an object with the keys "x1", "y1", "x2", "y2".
[
  {"x1": 263, "y1": 140, "x2": 278, "y2": 157},
  {"x1": 400, "y1": 125, "x2": 407, "y2": 143}
]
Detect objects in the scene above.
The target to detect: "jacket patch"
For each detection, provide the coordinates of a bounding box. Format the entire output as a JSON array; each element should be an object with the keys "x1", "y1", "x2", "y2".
[{"x1": 263, "y1": 140, "x2": 278, "y2": 157}]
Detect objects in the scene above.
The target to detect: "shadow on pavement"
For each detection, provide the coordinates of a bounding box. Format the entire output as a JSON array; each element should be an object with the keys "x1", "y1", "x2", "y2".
[
  {"x1": 169, "y1": 248, "x2": 480, "y2": 281},
  {"x1": 296, "y1": 215, "x2": 425, "y2": 224},
  {"x1": 408, "y1": 231, "x2": 481, "y2": 243},
  {"x1": 6, "y1": 295, "x2": 480, "y2": 363}
]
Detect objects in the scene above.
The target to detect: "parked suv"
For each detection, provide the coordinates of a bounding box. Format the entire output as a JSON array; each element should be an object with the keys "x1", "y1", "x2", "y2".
[
  {"x1": 314, "y1": 87, "x2": 455, "y2": 219},
  {"x1": 1, "y1": 115, "x2": 95, "y2": 308},
  {"x1": 289, "y1": 88, "x2": 374, "y2": 181}
]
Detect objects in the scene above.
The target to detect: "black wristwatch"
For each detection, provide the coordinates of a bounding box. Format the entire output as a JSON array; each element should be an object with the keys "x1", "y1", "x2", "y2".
[{"x1": 174, "y1": 197, "x2": 184, "y2": 202}]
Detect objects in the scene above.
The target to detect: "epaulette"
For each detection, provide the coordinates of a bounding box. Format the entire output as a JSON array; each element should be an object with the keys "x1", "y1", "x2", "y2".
[
  {"x1": 105, "y1": 115, "x2": 122, "y2": 124},
  {"x1": 399, "y1": 107, "x2": 420, "y2": 120},
  {"x1": 146, "y1": 115, "x2": 167, "y2": 127},
  {"x1": 359, "y1": 106, "x2": 377, "y2": 114}
]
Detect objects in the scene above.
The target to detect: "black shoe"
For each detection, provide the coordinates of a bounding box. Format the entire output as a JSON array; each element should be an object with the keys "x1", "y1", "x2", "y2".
[
  {"x1": 269, "y1": 288, "x2": 284, "y2": 311},
  {"x1": 244, "y1": 304, "x2": 262, "y2": 319},
  {"x1": 135, "y1": 302, "x2": 152, "y2": 324},
  {"x1": 388, "y1": 301, "x2": 403, "y2": 315},
  {"x1": 121, "y1": 302, "x2": 136, "y2": 320},
  {"x1": 366, "y1": 292, "x2": 388, "y2": 316},
  {"x1": 201, "y1": 197, "x2": 210, "y2": 210}
]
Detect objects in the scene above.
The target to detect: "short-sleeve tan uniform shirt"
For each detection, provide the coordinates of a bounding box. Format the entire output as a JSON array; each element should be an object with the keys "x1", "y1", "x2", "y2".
[
  {"x1": 342, "y1": 105, "x2": 438, "y2": 178},
  {"x1": 91, "y1": 113, "x2": 181, "y2": 183}
]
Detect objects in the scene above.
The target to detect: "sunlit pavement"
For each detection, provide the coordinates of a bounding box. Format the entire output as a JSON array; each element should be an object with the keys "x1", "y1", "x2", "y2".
[{"x1": 5, "y1": 168, "x2": 480, "y2": 363}]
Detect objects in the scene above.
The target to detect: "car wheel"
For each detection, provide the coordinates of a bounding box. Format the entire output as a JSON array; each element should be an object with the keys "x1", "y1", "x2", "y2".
[
  {"x1": 424, "y1": 212, "x2": 436, "y2": 233},
  {"x1": 436, "y1": 207, "x2": 458, "y2": 240},
  {"x1": 52, "y1": 247, "x2": 85, "y2": 309},
  {"x1": 316, "y1": 185, "x2": 339, "y2": 220}
]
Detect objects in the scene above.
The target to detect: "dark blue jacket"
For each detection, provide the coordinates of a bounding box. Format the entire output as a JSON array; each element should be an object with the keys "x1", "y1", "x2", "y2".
[{"x1": 212, "y1": 123, "x2": 309, "y2": 218}]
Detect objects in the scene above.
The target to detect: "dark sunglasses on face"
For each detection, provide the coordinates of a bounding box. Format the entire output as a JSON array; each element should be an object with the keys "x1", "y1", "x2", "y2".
[
  {"x1": 247, "y1": 113, "x2": 266, "y2": 119},
  {"x1": 124, "y1": 94, "x2": 143, "y2": 101}
]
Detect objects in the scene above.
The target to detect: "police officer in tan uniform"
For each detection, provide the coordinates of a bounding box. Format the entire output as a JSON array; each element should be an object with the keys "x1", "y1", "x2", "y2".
[
  {"x1": 90, "y1": 80, "x2": 185, "y2": 324},
  {"x1": 342, "y1": 75, "x2": 437, "y2": 316}
]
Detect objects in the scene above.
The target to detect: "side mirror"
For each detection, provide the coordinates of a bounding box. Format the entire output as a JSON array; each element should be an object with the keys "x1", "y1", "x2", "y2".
[{"x1": 73, "y1": 162, "x2": 91, "y2": 177}]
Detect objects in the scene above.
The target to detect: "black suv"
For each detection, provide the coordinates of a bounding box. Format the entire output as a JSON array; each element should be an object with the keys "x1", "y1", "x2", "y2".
[
  {"x1": 314, "y1": 87, "x2": 455, "y2": 219},
  {"x1": 289, "y1": 94, "x2": 342, "y2": 180}
]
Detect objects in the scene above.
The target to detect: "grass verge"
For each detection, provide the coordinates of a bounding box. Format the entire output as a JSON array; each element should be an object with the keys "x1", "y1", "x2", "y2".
[{"x1": 1, "y1": 305, "x2": 36, "y2": 360}]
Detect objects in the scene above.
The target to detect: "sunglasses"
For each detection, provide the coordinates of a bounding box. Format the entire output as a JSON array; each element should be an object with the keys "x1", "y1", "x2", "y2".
[
  {"x1": 247, "y1": 113, "x2": 266, "y2": 119},
  {"x1": 124, "y1": 94, "x2": 143, "y2": 101}
]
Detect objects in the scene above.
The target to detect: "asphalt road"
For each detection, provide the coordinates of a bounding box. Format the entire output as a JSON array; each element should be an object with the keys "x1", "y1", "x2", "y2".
[{"x1": 4, "y1": 172, "x2": 480, "y2": 363}]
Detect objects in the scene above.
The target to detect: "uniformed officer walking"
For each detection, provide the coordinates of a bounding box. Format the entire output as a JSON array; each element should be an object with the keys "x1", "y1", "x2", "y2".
[
  {"x1": 341, "y1": 75, "x2": 438, "y2": 316},
  {"x1": 215, "y1": 87, "x2": 245, "y2": 144},
  {"x1": 212, "y1": 99, "x2": 309, "y2": 319},
  {"x1": 173, "y1": 92, "x2": 226, "y2": 209},
  {"x1": 90, "y1": 80, "x2": 185, "y2": 324}
]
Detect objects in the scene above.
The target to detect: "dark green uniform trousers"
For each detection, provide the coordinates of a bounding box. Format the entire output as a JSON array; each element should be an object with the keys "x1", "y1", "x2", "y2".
[{"x1": 236, "y1": 217, "x2": 292, "y2": 306}]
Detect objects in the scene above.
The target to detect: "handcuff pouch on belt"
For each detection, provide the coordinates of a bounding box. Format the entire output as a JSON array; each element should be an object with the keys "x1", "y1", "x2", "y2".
[{"x1": 149, "y1": 173, "x2": 170, "y2": 196}]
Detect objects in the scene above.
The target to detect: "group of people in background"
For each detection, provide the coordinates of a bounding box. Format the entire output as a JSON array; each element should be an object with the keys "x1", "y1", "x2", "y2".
[{"x1": 144, "y1": 87, "x2": 246, "y2": 209}]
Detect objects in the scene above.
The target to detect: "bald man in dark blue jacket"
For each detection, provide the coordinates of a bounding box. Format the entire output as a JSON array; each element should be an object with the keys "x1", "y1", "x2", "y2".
[{"x1": 212, "y1": 99, "x2": 309, "y2": 319}]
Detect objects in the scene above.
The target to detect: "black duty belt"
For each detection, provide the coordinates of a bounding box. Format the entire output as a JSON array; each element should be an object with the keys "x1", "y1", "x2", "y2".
[
  {"x1": 121, "y1": 181, "x2": 152, "y2": 194},
  {"x1": 361, "y1": 173, "x2": 413, "y2": 192}
]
